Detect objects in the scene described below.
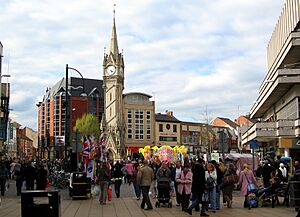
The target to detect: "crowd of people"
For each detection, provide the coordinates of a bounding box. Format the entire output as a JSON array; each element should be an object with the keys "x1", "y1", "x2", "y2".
[
  {"x1": 0, "y1": 157, "x2": 68, "y2": 196},
  {"x1": 93, "y1": 155, "x2": 297, "y2": 216},
  {"x1": 0, "y1": 155, "x2": 298, "y2": 216}
]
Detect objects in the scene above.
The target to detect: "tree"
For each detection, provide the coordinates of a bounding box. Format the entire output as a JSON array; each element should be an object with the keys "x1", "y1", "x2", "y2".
[{"x1": 73, "y1": 113, "x2": 100, "y2": 137}]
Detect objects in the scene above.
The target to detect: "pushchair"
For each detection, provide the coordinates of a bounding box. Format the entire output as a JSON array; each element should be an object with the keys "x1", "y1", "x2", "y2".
[
  {"x1": 246, "y1": 183, "x2": 259, "y2": 209},
  {"x1": 155, "y1": 180, "x2": 172, "y2": 208}
]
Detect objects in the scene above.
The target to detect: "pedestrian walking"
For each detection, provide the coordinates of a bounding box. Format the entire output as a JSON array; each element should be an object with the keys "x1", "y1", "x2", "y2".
[
  {"x1": 262, "y1": 160, "x2": 273, "y2": 187},
  {"x1": 150, "y1": 159, "x2": 160, "y2": 198},
  {"x1": 14, "y1": 160, "x2": 23, "y2": 196},
  {"x1": 124, "y1": 160, "x2": 134, "y2": 185},
  {"x1": 187, "y1": 158, "x2": 206, "y2": 215},
  {"x1": 113, "y1": 161, "x2": 123, "y2": 198},
  {"x1": 23, "y1": 161, "x2": 36, "y2": 190},
  {"x1": 238, "y1": 163, "x2": 257, "y2": 208},
  {"x1": 0, "y1": 161, "x2": 8, "y2": 196},
  {"x1": 36, "y1": 164, "x2": 48, "y2": 190},
  {"x1": 96, "y1": 161, "x2": 111, "y2": 205},
  {"x1": 132, "y1": 162, "x2": 141, "y2": 200},
  {"x1": 137, "y1": 160, "x2": 154, "y2": 210},
  {"x1": 205, "y1": 163, "x2": 217, "y2": 213},
  {"x1": 174, "y1": 160, "x2": 182, "y2": 206},
  {"x1": 222, "y1": 163, "x2": 237, "y2": 208},
  {"x1": 176, "y1": 164, "x2": 193, "y2": 212}
]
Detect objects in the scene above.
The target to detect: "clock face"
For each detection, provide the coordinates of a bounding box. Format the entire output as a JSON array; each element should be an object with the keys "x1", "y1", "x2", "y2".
[{"x1": 107, "y1": 65, "x2": 116, "y2": 75}]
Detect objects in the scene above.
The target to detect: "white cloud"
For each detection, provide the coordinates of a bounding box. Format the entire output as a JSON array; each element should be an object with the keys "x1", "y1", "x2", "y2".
[{"x1": 0, "y1": 0, "x2": 285, "y2": 129}]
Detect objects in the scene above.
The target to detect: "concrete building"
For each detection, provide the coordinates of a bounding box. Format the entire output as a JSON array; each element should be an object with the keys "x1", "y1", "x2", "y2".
[
  {"x1": 155, "y1": 111, "x2": 181, "y2": 147},
  {"x1": 181, "y1": 122, "x2": 214, "y2": 155},
  {"x1": 123, "y1": 93, "x2": 155, "y2": 158},
  {"x1": 242, "y1": 0, "x2": 300, "y2": 159},
  {"x1": 37, "y1": 77, "x2": 104, "y2": 159}
]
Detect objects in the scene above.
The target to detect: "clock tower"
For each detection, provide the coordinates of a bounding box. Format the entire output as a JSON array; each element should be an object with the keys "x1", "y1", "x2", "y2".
[{"x1": 102, "y1": 10, "x2": 125, "y2": 160}]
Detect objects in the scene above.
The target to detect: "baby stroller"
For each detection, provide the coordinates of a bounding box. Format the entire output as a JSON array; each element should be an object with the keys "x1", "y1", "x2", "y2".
[
  {"x1": 246, "y1": 183, "x2": 259, "y2": 209},
  {"x1": 155, "y1": 180, "x2": 172, "y2": 208}
]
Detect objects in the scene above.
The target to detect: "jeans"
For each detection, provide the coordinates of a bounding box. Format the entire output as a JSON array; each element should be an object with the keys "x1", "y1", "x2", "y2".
[
  {"x1": 150, "y1": 180, "x2": 157, "y2": 197},
  {"x1": 209, "y1": 186, "x2": 217, "y2": 210},
  {"x1": 133, "y1": 182, "x2": 141, "y2": 198},
  {"x1": 216, "y1": 185, "x2": 220, "y2": 209},
  {"x1": 99, "y1": 181, "x2": 109, "y2": 203},
  {"x1": 0, "y1": 178, "x2": 6, "y2": 196},
  {"x1": 188, "y1": 194, "x2": 199, "y2": 210},
  {"x1": 141, "y1": 186, "x2": 153, "y2": 209},
  {"x1": 174, "y1": 182, "x2": 181, "y2": 204},
  {"x1": 114, "y1": 180, "x2": 122, "y2": 198}
]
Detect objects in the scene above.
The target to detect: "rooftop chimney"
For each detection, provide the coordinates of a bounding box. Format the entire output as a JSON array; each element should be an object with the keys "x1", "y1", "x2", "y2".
[{"x1": 166, "y1": 111, "x2": 173, "y2": 117}]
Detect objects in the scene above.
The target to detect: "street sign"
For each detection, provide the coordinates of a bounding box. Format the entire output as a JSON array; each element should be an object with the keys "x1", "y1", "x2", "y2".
[
  {"x1": 250, "y1": 139, "x2": 259, "y2": 149},
  {"x1": 55, "y1": 136, "x2": 65, "y2": 146}
]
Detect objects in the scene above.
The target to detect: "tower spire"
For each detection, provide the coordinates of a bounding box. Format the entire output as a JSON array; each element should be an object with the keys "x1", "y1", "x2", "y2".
[{"x1": 110, "y1": 4, "x2": 119, "y2": 57}]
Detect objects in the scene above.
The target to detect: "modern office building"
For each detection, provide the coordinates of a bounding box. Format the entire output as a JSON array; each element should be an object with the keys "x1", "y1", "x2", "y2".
[
  {"x1": 4, "y1": 119, "x2": 19, "y2": 158},
  {"x1": 242, "y1": 0, "x2": 300, "y2": 159},
  {"x1": 123, "y1": 92, "x2": 155, "y2": 158},
  {"x1": 37, "y1": 77, "x2": 104, "y2": 159}
]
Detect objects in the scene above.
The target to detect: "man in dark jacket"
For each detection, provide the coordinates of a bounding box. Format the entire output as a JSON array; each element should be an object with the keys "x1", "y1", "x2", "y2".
[
  {"x1": 262, "y1": 160, "x2": 273, "y2": 187},
  {"x1": 187, "y1": 158, "x2": 206, "y2": 216},
  {"x1": 0, "y1": 161, "x2": 8, "y2": 196},
  {"x1": 96, "y1": 161, "x2": 111, "y2": 204},
  {"x1": 113, "y1": 161, "x2": 123, "y2": 198},
  {"x1": 23, "y1": 162, "x2": 36, "y2": 190},
  {"x1": 36, "y1": 164, "x2": 48, "y2": 190}
]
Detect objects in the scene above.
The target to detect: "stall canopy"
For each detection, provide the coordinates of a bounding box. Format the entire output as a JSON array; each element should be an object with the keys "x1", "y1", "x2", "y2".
[{"x1": 225, "y1": 153, "x2": 259, "y2": 174}]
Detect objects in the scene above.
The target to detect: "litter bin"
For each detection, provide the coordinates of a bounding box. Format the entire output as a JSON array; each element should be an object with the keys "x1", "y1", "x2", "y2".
[
  {"x1": 21, "y1": 190, "x2": 61, "y2": 217},
  {"x1": 69, "y1": 172, "x2": 89, "y2": 199}
]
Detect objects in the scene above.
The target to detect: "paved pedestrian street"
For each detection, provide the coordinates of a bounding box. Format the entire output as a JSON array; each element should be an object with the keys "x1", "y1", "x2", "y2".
[{"x1": 0, "y1": 194, "x2": 296, "y2": 217}]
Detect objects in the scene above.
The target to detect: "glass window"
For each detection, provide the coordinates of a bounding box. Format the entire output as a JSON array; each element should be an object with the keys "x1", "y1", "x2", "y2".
[
  {"x1": 173, "y1": 125, "x2": 177, "y2": 132},
  {"x1": 159, "y1": 124, "x2": 163, "y2": 132}
]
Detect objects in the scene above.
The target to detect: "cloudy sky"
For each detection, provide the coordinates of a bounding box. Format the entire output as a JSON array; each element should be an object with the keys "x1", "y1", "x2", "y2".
[{"x1": 0, "y1": 0, "x2": 284, "y2": 130}]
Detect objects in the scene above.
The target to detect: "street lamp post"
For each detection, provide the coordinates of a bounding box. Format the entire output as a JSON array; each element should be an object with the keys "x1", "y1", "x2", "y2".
[{"x1": 64, "y1": 64, "x2": 86, "y2": 170}]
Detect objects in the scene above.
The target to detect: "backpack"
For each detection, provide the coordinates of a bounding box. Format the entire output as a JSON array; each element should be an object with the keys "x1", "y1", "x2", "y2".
[{"x1": 205, "y1": 175, "x2": 215, "y2": 190}]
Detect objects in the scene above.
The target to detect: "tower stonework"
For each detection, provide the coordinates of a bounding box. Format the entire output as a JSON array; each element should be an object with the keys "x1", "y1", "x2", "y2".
[{"x1": 102, "y1": 14, "x2": 125, "y2": 160}]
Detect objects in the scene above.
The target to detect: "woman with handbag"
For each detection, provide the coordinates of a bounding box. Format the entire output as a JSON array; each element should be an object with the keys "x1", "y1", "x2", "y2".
[
  {"x1": 238, "y1": 163, "x2": 257, "y2": 208},
  {"x1": 205, "y1": 163, "x2": 217, "y2": 213},
  {"x1": 222, "y1": 163, "x2": 237, "y2": 208}
]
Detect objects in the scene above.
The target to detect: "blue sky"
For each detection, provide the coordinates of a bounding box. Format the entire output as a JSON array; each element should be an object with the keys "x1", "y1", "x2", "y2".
[{"x1": 0, "y1": 0, "x2": 284, "y2": 130}]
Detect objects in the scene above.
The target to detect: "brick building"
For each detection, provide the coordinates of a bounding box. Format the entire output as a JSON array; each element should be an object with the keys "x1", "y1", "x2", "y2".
[{"x1": 37, "y1": 77, "x2": 104, "y2": 159}]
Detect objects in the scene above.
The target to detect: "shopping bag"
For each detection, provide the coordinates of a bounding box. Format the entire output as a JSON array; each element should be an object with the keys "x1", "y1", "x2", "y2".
[
  {"x1": 108, "y1": 186, "x2": 112, "y2": 201},
  {"x1": 46, "y1": 179, "x2": 51, "y2": 188},
  {"x1": 92, "y1": 185, "x2": 100, "y2": 196}
]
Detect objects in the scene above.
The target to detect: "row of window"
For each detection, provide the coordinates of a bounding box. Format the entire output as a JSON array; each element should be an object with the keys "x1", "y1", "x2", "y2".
[
  {"x1": 159, "y1": 124, "x2": 177, "y2": 132},
  {"x1": 127, "y1": 110, "x2": 151, "y2": 140}
]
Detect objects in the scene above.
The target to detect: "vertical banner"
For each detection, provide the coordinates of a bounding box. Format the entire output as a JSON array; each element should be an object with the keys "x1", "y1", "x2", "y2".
[{"x1": 87, "y1": 160, "x2": 95, "y2": 178}]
